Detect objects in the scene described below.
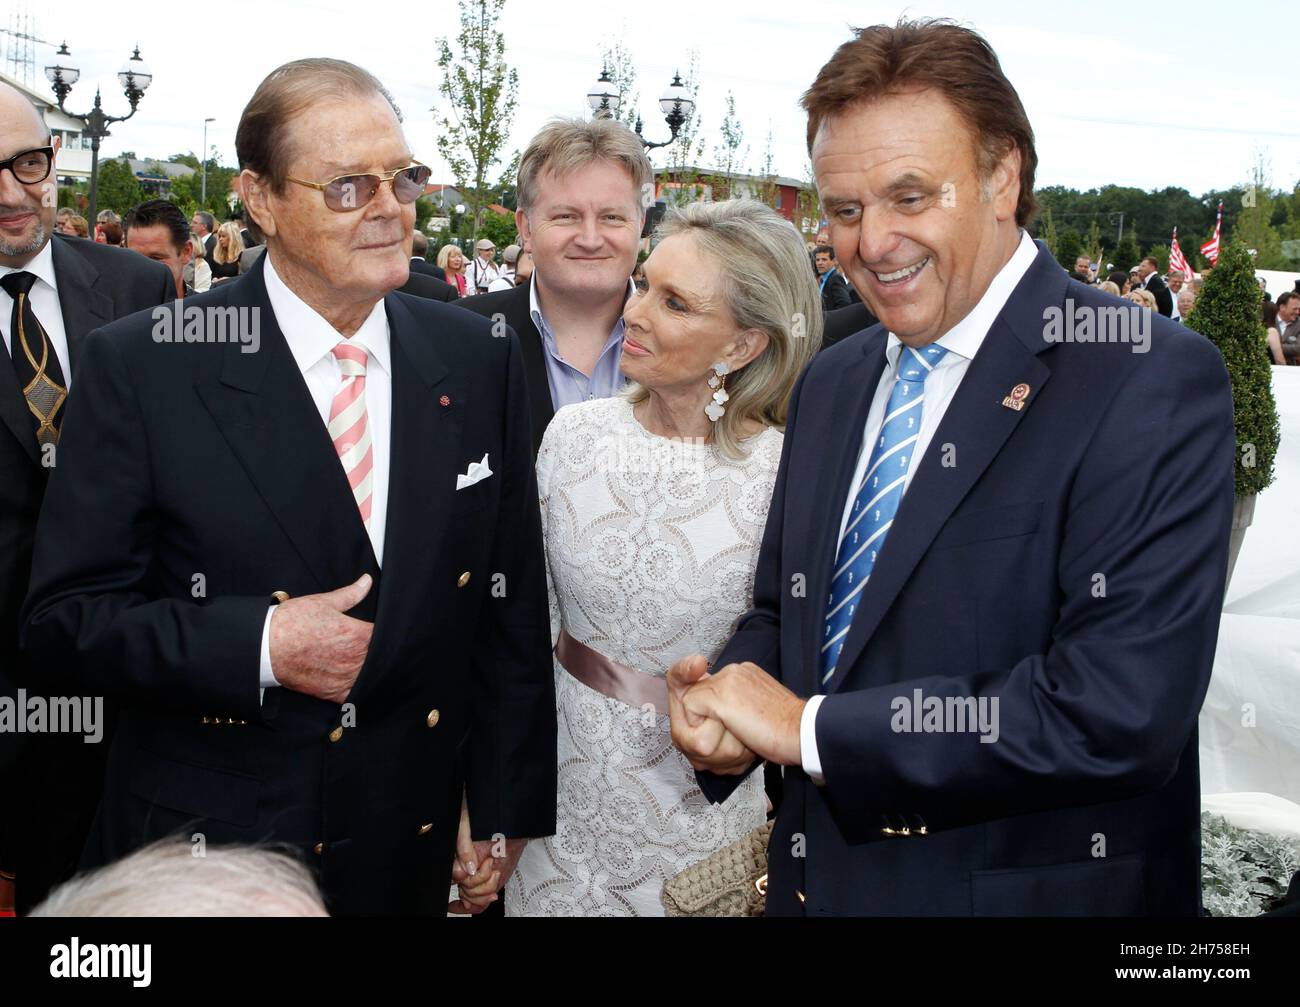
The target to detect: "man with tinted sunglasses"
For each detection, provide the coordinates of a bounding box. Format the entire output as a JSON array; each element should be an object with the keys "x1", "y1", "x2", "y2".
[
  {"x1": 19, "y1": 59, "x2": 556, "y2": 917},
  {"x1": 0, "y1": 81, "x2": 173, "y2": 916}
]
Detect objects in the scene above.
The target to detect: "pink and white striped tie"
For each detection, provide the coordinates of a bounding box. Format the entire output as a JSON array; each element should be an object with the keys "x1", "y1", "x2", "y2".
[{"x1": 329, "y1": 341, "x2": 374, "y2": 530}]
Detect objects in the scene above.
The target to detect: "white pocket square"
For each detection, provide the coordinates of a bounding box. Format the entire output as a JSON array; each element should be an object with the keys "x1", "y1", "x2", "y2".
[{"x1": 456, "y1": 453, "x2": 493, "y2": 490}]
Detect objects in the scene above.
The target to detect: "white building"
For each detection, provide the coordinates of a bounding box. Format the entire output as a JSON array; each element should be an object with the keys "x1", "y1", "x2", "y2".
[{"x1": 1, "y1": 71, "x2": 92, "y2": 184}]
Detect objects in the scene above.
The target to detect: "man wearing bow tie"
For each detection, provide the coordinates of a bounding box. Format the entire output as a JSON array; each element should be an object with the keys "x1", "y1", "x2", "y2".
[
  {"x1": 20, "y1": 59, "x2": 555, "y2": 916},
  {"x1": 669, "y1": 20, "x2": 1234, "y2": 917}
]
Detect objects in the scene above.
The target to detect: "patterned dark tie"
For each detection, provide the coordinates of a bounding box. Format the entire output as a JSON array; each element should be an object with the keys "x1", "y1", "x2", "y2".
[{"x1": 1, "y1": 270, "x2": 67, "y2": 447}]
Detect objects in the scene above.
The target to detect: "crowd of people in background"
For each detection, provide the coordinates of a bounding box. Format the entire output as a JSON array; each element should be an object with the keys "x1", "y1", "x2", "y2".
[
  {"x1": 52, "y1": 183, "x2": 1298, "y2": 370},
  {"x1": 1063, "y1": 249, "x2": 1297, "y2": 365}
]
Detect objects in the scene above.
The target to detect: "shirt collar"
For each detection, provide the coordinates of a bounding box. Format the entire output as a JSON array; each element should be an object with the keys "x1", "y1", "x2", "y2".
[
  {"x1": 529, "y1": 273, "x2": 636, "y2": 341},
  {"x1": 885, "y1": 229, "x2": 1038, "y2": 371},
  {"x1": 0, "y1": 238, "x2": 58, "y2": 294},
  {"x1": 263, "y1": 251, "x2": 391, "y2": 376}
]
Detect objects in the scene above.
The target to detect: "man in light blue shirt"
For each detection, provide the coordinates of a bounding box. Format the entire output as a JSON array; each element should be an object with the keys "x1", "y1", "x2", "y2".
[{"x1": 459, "y1": 117, "x2": 653, "y2": 455}]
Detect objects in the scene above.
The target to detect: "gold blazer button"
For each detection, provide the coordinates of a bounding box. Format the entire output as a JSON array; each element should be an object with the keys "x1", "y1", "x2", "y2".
[
  {"x1": 457, "y1": 571, "x2": 471, "y2": 588},
  {"x1": 328, "y1": 726, "x2": 343, "y2": 743},
  {"x1": 426, "y1": 708, "x2": 440, "y2": 728}
]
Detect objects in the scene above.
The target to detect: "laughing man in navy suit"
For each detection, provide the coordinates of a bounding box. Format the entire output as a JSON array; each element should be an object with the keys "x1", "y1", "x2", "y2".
[{"x1": 667, "y1": 19, "x2": 1235, "y2": 917}]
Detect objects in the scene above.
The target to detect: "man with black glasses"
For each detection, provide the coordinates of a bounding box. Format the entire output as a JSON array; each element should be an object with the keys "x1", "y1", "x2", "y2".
[{"x1": 0, "y1": 80, "x2": 173, "y2": 915}]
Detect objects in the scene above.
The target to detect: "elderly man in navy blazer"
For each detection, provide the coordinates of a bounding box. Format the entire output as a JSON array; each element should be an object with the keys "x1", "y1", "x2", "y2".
[
  {"x1": 21, "y1": 59, "x2": 555, "y2": 916},
  {"x1": 668, "y1": 20, "x2": 1234, "y2": 917}
]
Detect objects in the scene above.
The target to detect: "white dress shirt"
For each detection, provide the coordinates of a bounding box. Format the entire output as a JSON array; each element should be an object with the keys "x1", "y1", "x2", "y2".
[
  {"x1": 800, "y1": 229, "x2": 1039, "y2": 783},
  {"x1": 0, "y1": 239, "x2": 73, "y2": 388},
  {"x1": 257, "y1": 252, "x2": 393, "y2": 691}
]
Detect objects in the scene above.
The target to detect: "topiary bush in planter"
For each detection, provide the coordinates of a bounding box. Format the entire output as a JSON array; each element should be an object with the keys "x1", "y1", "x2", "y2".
[{"x1": 1183, "y1": 240, "x2": 1280, "y2": 590}]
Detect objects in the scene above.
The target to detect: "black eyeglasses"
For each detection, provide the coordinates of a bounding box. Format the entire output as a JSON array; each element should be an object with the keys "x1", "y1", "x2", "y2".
[
  {"x1": 286, "y1": 162, "x2": 432, "y2": 213},
  {"x1": 1, "y1": 146, "x2": 53, "y2": 185}
]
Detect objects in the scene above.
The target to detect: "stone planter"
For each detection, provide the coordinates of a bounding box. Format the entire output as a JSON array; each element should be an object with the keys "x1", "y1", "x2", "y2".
[{"x1": 1224, "y1": 494, "x2": 1256, "y2": 595}]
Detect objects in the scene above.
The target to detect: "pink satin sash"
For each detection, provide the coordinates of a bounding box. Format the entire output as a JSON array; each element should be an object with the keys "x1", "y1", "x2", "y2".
[{"x1": 554, "y1": 630, "x2": 669, "y2": 716}]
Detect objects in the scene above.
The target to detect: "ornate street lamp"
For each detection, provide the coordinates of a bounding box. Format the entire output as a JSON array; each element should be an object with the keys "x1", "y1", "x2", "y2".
[
  {"x1": 586, "y1": 66, "x2": 618, "y2": 120},
  {"x1": 586, "y1": 65, "x2": 696, "y2": 152},
  {"x1": 44, "y1": 41, "x2": 153, "y2": 223}
]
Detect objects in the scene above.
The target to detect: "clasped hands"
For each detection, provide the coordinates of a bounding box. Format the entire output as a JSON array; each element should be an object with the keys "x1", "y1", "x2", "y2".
[{"x1": 666, "y1": 656, "x2": 806, "y2": 774}]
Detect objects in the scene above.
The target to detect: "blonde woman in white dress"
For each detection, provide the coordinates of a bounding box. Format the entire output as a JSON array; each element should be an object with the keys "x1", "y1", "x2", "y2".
[{"x1": 502, "y1": 199, "x2": 822, "y2": 916}]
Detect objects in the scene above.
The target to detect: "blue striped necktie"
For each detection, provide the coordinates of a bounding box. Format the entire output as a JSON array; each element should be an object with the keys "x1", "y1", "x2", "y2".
[{"x1": 820, "y1": 342, "x2": 949, "y2": 688}]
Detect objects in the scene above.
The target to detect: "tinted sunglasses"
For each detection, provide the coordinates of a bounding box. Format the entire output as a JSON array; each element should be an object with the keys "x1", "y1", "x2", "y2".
[{"x1": 286, "y1": 162, "x2": 431, "y2": 212}]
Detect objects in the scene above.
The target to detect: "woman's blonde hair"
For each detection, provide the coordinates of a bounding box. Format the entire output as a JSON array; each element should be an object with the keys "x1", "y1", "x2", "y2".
[
  {"x1": 436, "y1": 244, "x2": 464, "y2": 271},
  {"x1": 1098, "y1": 280, "x2": 1120, "y2": 296},
  {"x1": 1125, "y1": 288, "x2": 1157, "y2": 311},
  {"x1": 213, "y1": 220, "x2": 245, "y2": 264},
  {"x1": 627, "y1": 199, "x2": 822, "y2": 458}
]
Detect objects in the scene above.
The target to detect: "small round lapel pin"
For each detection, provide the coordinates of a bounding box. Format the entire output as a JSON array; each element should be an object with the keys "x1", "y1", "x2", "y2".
[
  {"x1": 439, "y1": 394, "x2": 451, "y2": 407},
  {"x1": 1000, "y1": 383, "x2": 1031, "y2": 411}
]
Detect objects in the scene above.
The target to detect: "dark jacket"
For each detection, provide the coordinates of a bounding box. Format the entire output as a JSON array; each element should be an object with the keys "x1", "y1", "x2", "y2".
[
  {"x1": 1, "y1": 235, "x2": 174, "y2": 911},
  {"x1": 19, "y1": 254, "x2": 557, "y2": 915},
  {"x1": 455, "y1": 278, "x2": 553, "y2": 458},
  {"x1": 700, "y1": 244, "x2": 1235, "y2": 917}
]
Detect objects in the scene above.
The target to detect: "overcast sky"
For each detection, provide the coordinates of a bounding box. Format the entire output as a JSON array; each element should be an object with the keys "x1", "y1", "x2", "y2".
[{"x1": 13, "y1": 0, "x2": 1298, "y2": 197}]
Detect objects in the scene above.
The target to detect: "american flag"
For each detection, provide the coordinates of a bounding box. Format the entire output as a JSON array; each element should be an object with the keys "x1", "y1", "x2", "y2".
[
  {"x1": 1200, "y1": 201, "x2": 1223, "y2": 265},
  {"x1": 1169, "y1": 227, "x2": 1194, "y2": 281}
]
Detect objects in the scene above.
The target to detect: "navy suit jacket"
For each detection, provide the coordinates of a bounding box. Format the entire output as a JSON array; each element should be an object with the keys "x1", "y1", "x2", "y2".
[
  {"x1": 701, "y1": 243, "x2": 1235, "y2": 916},
  {"x1": 1, "y1": 236, "x2": 173, "y2": 911},
  {"x1": 19, "y1": 253, "x2": 556, "y2": 915}
]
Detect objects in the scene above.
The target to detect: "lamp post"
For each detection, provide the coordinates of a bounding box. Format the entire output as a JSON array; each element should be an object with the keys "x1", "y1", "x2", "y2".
[
  {"x1": 44, "y1": 41, "x2": 153, "y2": 224},
  {"x1": 586, "y1": 66, "x2": 695, "y2": 152},
  {"x1": 201, "y1": 117, "x2": 215, "y2": 205}
]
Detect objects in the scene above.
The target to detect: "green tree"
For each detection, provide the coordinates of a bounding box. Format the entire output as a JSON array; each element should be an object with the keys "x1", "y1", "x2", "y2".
[
  {"x1": 435, "y1": 0, "x2": 520, "y2": 242},
  {"x1": 477, "y1": 208, "x2": 517, "y2": 249},
  {"x1": 1235, "y1": 156, "x2": 1284, "y2": 268},
  {"x1": 414, "y1": 197, "x2": 436, "y2": 236},
  {"x1": 752, "y1": 123, "x2": 779, "y2": 210},
  {"x1": 1112, "y1": 229, "x2": 1141, "y2": 272},
  {"x1": 1055, "y1": 227, "x2": 1083, "y2": 271},
  {"x1": 1184, "y1": 240, "x2": 1279, "y2": 498},
  {"x1": 1144, "y1": 242, "x2": 1170, "y2": 272},
  {"x1": 1038, "y1": 205, "x2": 1059, "y2": 258},
  {"x1": 712, "y1": 91, "x2": 746, "y2": 197},
  {"x1": 93, "y1": 157, "x2": 145, "y2": 217},
  {"x1": 1086, "y1": 218, "x2": 1104, "y2": 264},
  {"x1": 599, "y1": 37, "x2": 639, "y2": 129}
]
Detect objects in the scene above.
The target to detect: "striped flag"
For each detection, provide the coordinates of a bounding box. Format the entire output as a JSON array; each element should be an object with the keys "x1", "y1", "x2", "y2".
[
  {"x1": 1200, "y1": 201, "x2": 1223, "y2": 265},
  {"x1": 1169, "y1": 227, "x2": 1194, "y2": 281}
]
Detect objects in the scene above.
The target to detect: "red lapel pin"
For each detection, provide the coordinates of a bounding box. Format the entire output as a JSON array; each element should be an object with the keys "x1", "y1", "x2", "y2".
[
  {"x1": 1001, "y1": 383, "x2": 1030, "y2": 411},
  {"x1": 439, "y1": 394, "x2": 451, "y2": 407}
]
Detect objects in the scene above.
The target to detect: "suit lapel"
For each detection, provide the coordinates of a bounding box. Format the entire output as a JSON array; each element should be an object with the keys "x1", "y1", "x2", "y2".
[
  {"x1": 0, "y1": 339, "x2": 36, "y2": 463},
  {"x1": 514, "y1": 278, "x2": 555, "y2": 455},
  {"x1": 0, "y1": 239, "x2": 115, "y2": 462},
  {"x1": 824, "y1": 248, "x2": 1062, "y2": 693},
  {"x1": 799, "y1": 334, "x2": 887, "y2": 699},
  {"x1": 194, "y1": 259, "x2": 378, "y2": 595},
  {"x1": 352, "y1": 293, "x2": 455, "y2": 702},
  {"x1": 50, "y1": 236, "x2": 115, "y2": 372}
]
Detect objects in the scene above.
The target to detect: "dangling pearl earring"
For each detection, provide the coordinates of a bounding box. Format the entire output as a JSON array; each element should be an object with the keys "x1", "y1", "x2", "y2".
[{"x1": 705, "y1": 361, "x2": 730, "y2": 422}]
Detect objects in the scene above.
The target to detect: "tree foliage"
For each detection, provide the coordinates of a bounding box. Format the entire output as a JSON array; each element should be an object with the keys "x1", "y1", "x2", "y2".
[
  {"x1": 93, "y1": 158, "x2": 145, "y2": 217},
  {"x1": 712, "y1": 91, "x2": 747, "y2": 196},
  {"x1": 1184, "y1": 239, "x2": 1279, "y2": 498},
  {"x1": 435, "y1": 0, "x2": 520, "y2": 242}
]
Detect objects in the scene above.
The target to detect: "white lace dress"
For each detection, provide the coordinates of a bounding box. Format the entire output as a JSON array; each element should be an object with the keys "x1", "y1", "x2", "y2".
[{"x1": 505, "y1": 396, "x2": 781, "y2": 917}]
